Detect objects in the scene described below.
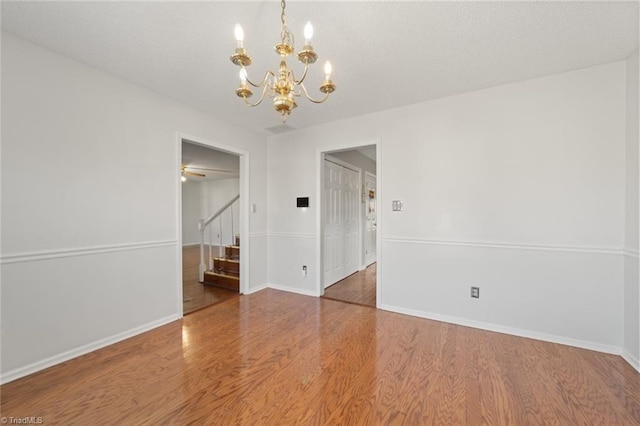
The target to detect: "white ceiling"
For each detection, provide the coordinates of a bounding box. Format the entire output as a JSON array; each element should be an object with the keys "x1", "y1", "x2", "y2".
[{"x1": 2, "y1": 1, "x2": 638, "y2": 135}]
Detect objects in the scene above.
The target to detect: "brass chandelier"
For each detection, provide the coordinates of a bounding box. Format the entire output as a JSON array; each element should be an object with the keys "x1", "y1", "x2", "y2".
[{"x1": 230, "y1": 0, "x2": 336, "y2": 122}]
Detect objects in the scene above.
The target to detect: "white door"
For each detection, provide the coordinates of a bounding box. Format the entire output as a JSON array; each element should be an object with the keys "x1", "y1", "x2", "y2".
[
  {"x1": 342, "y1": 164, "x2": 360, "y2": 278},
  {"x1": 364, "y1": 172, "x2": 377, "y2": 266},
  {"x1": 323, "y1": 158, "x2": 360, "y2": 288}
]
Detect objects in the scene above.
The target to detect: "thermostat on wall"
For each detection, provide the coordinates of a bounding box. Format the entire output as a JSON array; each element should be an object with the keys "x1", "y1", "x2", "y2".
[{"x1": 297, "y1": 197, "x2": 309, "y2": 208}]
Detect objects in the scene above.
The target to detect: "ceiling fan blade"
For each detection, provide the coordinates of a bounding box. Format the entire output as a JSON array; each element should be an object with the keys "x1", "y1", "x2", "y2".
[{"x1": 185, "y1": 167, "x2": 237, "y2": 174}]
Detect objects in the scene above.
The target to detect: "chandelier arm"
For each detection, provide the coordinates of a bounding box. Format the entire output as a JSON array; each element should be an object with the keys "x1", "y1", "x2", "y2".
[
  {"x1": 244, "y1": 69, "x2": 276, "y2": 89},
  {"x1": 242, "y1": 83, "x2": 272, "y2": 107},
  {"x1": 293, "y1": 62, "x2": 310, "y2": 85},
  {"x1": 299, "y1": 82, "x2": 331, "y2": 104}
]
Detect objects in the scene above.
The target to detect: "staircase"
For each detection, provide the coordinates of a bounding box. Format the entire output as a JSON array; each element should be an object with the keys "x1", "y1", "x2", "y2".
[
  {"x1": 203, "y1": 235, "x2": 240, "y2": 291},
  {"x1": 198, "y1": 194, "x2": 240, "y2": 292}
]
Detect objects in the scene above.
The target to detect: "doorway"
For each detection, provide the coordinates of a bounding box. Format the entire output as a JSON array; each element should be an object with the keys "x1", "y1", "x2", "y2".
[
  {"x1": 178, "y1": 136, "x2": 249, "y2": 315},
  {"x1": 318, "y1": 144, "x2": 378, "y2": 308}
]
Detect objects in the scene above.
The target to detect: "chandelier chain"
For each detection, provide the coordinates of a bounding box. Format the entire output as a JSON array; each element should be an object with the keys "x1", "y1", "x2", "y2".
[
  {"x1": 280, "y1": 0, "x2": 293, "y2": 47},
  {"x1": 281, "y1": 0, "x2": 286, "y2": 27}
]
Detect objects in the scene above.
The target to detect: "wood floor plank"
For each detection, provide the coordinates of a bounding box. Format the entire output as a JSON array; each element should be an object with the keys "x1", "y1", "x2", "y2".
[
  {"x1": 1, "y1": 289, "x2": 638, "y2": 424},
  {"x1": 323, "y1": 263, "x2": 376, "y2": 307}
]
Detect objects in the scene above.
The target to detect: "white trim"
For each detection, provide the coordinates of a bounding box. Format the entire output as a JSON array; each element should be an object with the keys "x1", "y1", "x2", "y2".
[
  {"x1": 622, "y1": 349, "x2": 640, "y2": 372},
  {"x1": 375, "y1": 141, "x2": 381, "y2": 309},
  {"x1": 176, "y1": 135, "x2": 185, "y2": 315},
  {"x1": 267, "y1": 283, "x2": 319, "y2": 297},
  {"x1": 363, "y1": 170, "x2": 377, "y2": 268},
  {"x1": 268, "y1": 232, "x2": 316, "y2": 239},
  {"x1": 378, "y1": 303, "x2": 622, "y2": 356},
  {"x1": 239, "y1": 152, "x2": 251, "y2": 295},
  {"x1": 244, "y1": 283, "x2": 268, "y2": 295},
  {"x1": 0, "y1": 313, "x2": 180, "y2": 385},
  {"x1": 182, "y1": 242, "x2": 201, "y2": 247},
  {"x1": 382, "y1": 237, "x2": 623, "y2": 256},
  {"x1": 623, "y1": 248, "x2": 640, "y2": 258},
  {"x1": 0, "y1": 240, "x2": 177, "y2": 265},
  {"x1": 249, "y1": 231, "x2": 268, "y2": 238}
]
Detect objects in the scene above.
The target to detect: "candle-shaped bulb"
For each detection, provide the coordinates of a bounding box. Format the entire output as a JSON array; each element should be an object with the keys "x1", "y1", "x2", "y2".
[
  {"x1": 324, "y1": 61, "x2": 332, "y2": 81},
  {"x1": 234, "y1": 23, "x2": 244, "y2": 48},
  {"x1": 239, "y1": 68, "x2": 247, "y2": 84},
  {"x1": 304, "y1": 21, "x2": 313, "y2": 44}
]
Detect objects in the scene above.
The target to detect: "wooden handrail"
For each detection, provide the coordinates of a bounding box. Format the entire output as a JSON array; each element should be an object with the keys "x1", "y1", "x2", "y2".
[{"x1": 199, "y1": 194, "x2": 240, "y2": 230}]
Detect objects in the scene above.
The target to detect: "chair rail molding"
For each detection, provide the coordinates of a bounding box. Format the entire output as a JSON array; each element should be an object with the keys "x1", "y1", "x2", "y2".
[
  {"x1": 382, "y1": 237, "x2": 623, "y2": 256},
  {"x1": 0, "y1": 240, "x2": 178, "y2": 264}
]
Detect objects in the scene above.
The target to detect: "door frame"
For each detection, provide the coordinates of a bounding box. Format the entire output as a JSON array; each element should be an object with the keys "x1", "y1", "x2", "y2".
[
  {"x1": 315, "y1": 139, "x2": 381, "y2": 304},
  {"x1": 176, "y1": 132, "x2": 250, "y2": 316},
  {"x1": 364, "y1": 170, "x2": 377, "y2": 267}
]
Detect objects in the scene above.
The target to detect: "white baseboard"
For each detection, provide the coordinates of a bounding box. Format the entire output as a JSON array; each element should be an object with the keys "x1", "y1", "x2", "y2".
[
  {"x1": 267, "y1": 283, "x2": 319, "y2": 297},
  {"x1": 378, "y1": 303, "x2": 622, "y2": 356},
  {"x1": 244, "y1": 283, "x2": 268, "y2": 295},
  {"x1": 0, "y1": 313, "x2": 181, "y2": 385},
  {"x1": 622, "y1": 349, "x2": 640, "y2": 372}
]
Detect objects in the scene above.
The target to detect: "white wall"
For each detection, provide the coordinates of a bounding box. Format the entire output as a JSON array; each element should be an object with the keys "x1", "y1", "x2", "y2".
[
  {"x1": 0, "y1": 33, "x2": 267, "y2": 382},
  {"x1": 267, "y1": 61, "x2": 627, "y2": 352},
  {"x1": 181, "y1": 178, "x2": 240, "y2": 246},
  {"x1": 201, "y1": 178, "x2": 240, "y2": 246},
  {"x1": 624, "y1": 49, "x2": 640, "y2": 370},
  {"x1": 181, "y1": 180, "x2": 202, "y2": 245}
]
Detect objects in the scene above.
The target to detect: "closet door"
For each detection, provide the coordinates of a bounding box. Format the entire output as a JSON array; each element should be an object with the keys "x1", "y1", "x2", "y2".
[{"x1": 323, "y1": 159, "x2": 360, "y2": 288}]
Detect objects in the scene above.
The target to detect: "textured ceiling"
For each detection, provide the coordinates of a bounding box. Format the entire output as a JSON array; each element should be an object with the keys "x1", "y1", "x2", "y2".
[{"x1": 2, "y1": 1, "x2": 638, "y2": 134}]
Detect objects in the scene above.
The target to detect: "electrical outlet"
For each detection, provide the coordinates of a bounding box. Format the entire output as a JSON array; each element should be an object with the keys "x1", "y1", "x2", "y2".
[
  {"x1": 471, "y1": 287, "x2": 480, "y2": 298},
  {"x1": 302, "y1": 265, "x2": 307, "y2": 277}
]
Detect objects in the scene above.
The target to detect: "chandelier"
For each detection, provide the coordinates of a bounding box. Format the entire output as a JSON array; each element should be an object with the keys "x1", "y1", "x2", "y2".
[{"x1": 230, "y1": 0, "x2": 336, "y2": 122}]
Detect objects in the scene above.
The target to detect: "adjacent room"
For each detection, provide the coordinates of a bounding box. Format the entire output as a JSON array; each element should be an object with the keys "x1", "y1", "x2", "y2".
[{"x1": 1, "y1": 1, "x2": 638, "y2": 423}]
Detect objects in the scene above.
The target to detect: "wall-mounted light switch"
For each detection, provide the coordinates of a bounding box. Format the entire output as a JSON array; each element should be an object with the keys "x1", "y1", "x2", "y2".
[
  {"x1": 392, "y1": 200, "x2": 404, "y2": 211},
  {"x1": 252, "y1": 204, "x2": 257, "y2": 213}
]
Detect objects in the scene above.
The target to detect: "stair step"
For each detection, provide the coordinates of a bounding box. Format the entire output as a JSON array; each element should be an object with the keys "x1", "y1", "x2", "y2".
[
  {"x1": 214, "y1": 257, "x2": 240, "y2": 274},
  {"x1": 225, "y1": 245, "x2": 240, "y2": 260},
  {"x1": 203, "y1": 271, "x2": 239, "y2": 292}
]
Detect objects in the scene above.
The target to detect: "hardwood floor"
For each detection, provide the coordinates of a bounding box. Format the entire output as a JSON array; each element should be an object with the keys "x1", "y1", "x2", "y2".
[
  {"x1": 2, "y1": 289, "x2": 639, "y2": 424},
  {"x1": 323, "y1": 263, "x2": 376, "y2": 307},
  {"x1": 182, "y1": 244, "x2": 237, "y2": 314}
]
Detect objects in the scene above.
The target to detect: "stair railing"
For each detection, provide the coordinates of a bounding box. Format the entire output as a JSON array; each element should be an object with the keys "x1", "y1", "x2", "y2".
[{"x1": 198, "y1": 193, "x2": 240, "y2": 282}]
